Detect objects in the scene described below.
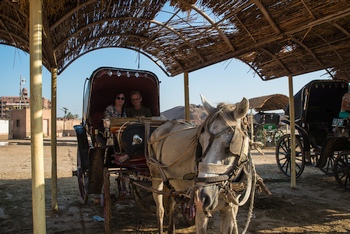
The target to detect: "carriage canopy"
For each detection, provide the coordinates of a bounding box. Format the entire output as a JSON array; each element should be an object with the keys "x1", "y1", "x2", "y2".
[
  {"x1": 285, "y1": 79, "x2": 348, "y2": 146},
  {"x1": 82, "y1": 67, "x2": 161, "y2": 128}
]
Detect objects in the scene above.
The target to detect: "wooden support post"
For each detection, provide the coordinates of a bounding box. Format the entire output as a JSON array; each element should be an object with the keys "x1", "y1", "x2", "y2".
[
  {"x1": 288, "y1": 75, "x2": 296, "y2": 188},
  {"x1": 51, "y1": 68, "x2": 58, "y2": 211},
  {"x1": 30, "y1": 0, "x2": 46, "y2": 232},
  {"x1": 184, "y1": 71, "x2": 190, "y2": 121}
]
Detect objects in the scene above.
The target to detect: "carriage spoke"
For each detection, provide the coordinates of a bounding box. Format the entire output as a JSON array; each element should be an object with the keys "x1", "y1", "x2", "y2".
[
  {"x1": 334, "y1": 152, "x2": 350, "y2": 190},
  {"x1": 276, "y1": 134, "x2": 305, "y2": 178}
]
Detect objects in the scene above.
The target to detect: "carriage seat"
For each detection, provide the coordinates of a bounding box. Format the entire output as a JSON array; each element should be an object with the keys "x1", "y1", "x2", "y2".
[
  {"x1": 308, "y1": 121, "x2": 330, "y2": 147},
  {"x1": 90, "y1": 111, "x2": 104, "y2": 129}
]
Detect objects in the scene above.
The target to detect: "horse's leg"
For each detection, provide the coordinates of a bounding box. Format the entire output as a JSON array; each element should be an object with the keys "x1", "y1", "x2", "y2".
[
  {"x1": 195, "y1": 209, "x2": 209, "y2": 234},
  {"x1": 167, "y1": 196, "x2": 177, "y2": 234},
  {"x1": 152, "y1": 180, "x2": 165, "y2": 234},
  {"x1": 220, "y1": 205, "x2": 238, "y2": 234}
]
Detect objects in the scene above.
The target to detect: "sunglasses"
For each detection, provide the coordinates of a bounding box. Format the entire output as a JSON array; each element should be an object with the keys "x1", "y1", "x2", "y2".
[{"x1": 116, "y1": 97, "x2": 125, "y2": 100}]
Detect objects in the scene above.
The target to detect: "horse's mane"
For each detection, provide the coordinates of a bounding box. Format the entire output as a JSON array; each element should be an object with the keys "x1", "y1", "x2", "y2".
[{"x1": 216, "y1": 102, "x2": 236, "y2": 112}]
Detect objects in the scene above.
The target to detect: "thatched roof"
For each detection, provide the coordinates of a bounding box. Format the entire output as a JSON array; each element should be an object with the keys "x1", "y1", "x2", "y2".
[
  {"x1": 248, "y1": 94, "x2": 289, "y2": 111},
  {"x1": 1, "y1": 0, "x2": 350, "y2": 80}
]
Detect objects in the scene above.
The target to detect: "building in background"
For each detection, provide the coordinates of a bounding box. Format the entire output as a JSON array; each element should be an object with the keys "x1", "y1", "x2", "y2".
[
  {"x1": 8, "y1": 108, "x2": 80, "y2": 139},
  {"x1": 0, "y1": 88, "x2": 51, "y2": 119}
]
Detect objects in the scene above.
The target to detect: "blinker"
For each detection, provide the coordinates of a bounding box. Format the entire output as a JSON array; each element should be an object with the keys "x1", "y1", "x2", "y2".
[{"x1": 183, "y1": 172, "x2": 197, "y2": 180}]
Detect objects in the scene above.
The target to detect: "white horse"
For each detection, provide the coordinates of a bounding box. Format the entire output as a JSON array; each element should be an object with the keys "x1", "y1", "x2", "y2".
[{"x1": 147, "y1": 96, "x2": 256, "y2": 234}]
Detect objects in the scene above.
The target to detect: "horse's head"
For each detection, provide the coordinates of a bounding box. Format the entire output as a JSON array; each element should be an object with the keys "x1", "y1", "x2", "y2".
[{"x1": 195, "y1": 95, "x2": 250, "y2": 216}]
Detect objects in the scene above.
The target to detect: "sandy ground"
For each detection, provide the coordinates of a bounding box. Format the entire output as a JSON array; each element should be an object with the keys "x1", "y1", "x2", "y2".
[{"x1": 1, "y1": 135, "x2": 350, "y2": 233}]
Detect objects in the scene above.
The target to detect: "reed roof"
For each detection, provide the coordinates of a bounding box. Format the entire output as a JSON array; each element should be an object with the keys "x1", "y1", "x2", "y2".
[
  {"x1": 1, "y1": 0, "x2": 350, "y2": 81},
  {"x1": 248, "y1": 94, "x2": 289, "y2": 111}
]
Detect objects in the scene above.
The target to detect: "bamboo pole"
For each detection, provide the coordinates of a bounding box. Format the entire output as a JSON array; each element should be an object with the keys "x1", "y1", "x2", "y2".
[
  {"x1": 250, "y1": 108, "x2": 254, "y2": 140},
  {"x1": 30, "y1": 0, "x2": 46, "y2": 232},
  {"x1": 51, "y1": 68, "x2": 58, "y2": 211},
  {"x1": 288, "y1": 75, "x2": 296, "y2": 188},
  {"x1": 184, "y1": 71, "x2": 190, "y2": 121}
]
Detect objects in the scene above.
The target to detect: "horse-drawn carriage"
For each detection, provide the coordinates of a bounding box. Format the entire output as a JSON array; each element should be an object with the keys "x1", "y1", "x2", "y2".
[
  {"x1": 73, "y1": 67, "x2": 171, "y2": 232},
  {"x1": 253, "y1": 111, "x2": 284, "y2": 147},
  {"x1": 73, "y1": 67, "x2": 264, "y2": 233},
  {"x1": 275, "y1": 79, "x2": 350, "y2": 187}
]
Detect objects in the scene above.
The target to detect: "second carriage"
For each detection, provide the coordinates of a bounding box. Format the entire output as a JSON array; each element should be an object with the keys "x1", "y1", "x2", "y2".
[
  {"x1": 275, "y1": 79, "x2": 350, "y2": 189},
  {"x1": 253, "y1": 111, "x2": 284, "y2": 147},
  {"x1": 247, "y1": 94, "x2": 289, "y2": 147}
]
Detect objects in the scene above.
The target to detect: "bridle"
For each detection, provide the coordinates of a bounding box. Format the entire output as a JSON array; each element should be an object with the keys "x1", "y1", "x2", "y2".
[{"x1": 195, "y1": 108, "x2": 250, "y2": 186}]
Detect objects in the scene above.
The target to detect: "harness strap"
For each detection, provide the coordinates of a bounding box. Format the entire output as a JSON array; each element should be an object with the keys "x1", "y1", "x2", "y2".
[
  {"x1": 198, "y1": 162, "x2": 233, "y2": 174},
  {"x1": 195, "y1": 175, "x2": 229, "y2": 183},
  {"x1": 196, "y1": 134, "x2": 214, "y2": 163}
]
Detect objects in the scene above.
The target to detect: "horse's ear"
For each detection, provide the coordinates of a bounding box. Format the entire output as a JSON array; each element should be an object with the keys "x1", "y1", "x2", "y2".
[
  {"x1": 200, "y1": 94, "x2": 215, "y2": 114},
  {"x1": 234, "y1": 97, "x2": 249, "y2": 119}
]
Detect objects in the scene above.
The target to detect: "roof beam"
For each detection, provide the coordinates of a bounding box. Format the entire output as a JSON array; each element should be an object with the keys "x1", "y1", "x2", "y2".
[
  {"x1": 290, "y1": 36, "x2": 324, "y2": 67},
  {"x1": 0, "y1": 19, "x2": 17, "y2": 46},
  {"x1": 190, "y1": 5, "x2": 236, "y2": 52},
  {"x1": 58, "y1": 46, "x2": 171, "y2": 76},
  {"x1": 56, "y1": 33, "x2": 183, "y2": 71},
  {"x1": 253, "y1": 0, "x2": 281, "y2": 34},
  {"x1": 42, "y1": 1, "x2": 57, "y2": 68},
  {"x1": 184, "y1": 7, "x2": 350, "y2": 74},
  {"x1": 301, "y1": 0, "x2": 316, "y2": 20},
  {"x1": 261, "y1": 48, "x2": 291, "y2": 74},
  {"x1": 50, "y1": 0, "x2": 94, "y2": 30},
  {"x1": 0, "y1": 29, "x2": 28, "y2": 45}
]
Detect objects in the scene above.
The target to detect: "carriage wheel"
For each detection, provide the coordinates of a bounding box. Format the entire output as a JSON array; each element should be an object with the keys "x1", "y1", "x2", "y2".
[
  {"x1": 77, "y1": 151, "x2": 89, "y2": 204},
  {"x1": 273, "y1": 130, "x2": 284, "y2": 146},
  {"x1": 275, "y1": 134, "x2": 305, "y2": 178},
  {"x1": 333, "y1": 152, "x2": 350, "y2": 190},
  {"x1": 130, "y1": 180, "x2": 156, "y2": 213},
  {"x1": 102, "y1": 167, "x2": 111, "y2": 234},
  {"x1": 254, "y1": 129, "x2": 266, "y2": 147}
]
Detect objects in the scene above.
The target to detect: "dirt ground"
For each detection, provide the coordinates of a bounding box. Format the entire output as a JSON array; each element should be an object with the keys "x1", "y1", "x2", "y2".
[{"x1": 1, "y1": 136, "x2": 350, "y2": 234}]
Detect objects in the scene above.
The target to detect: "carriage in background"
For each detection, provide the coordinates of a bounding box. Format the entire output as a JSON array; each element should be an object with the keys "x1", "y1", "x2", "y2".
[
  {"x1": 275, "y1": 79, "x2": 350, "y2": 184},
  {"x1": 73, "y1": 67, "x2": 195, "y2": 233},
  {"x1": 253, "y1": 112, "x2": 284, "y2": 147},
  {"x1": 248, "y1": 94, "x2": 288, "y2": 147}
]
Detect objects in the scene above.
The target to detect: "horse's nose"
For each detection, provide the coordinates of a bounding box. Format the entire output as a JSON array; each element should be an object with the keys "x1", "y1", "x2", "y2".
[
  {"x1": 200, "y1": 186, "x2": 219, "y2": 212},
  {"x1": 201, "y1": 192, "x2": 211, "y2": 209}
]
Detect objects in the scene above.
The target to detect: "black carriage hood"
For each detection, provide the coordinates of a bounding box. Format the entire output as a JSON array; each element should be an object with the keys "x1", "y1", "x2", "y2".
[{"x1": 284, "y1": 79, "x2": 348, "y2": 121}]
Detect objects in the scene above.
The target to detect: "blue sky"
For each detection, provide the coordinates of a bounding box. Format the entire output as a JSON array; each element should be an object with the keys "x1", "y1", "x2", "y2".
[{"x1": 0, "y1": 45, "x2": 329, "y2": 117}]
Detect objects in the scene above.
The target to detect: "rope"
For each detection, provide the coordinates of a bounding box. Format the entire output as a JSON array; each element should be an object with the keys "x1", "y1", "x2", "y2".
[{"x1": 242, "y1": 152, "x2": 257, "y2": 234}]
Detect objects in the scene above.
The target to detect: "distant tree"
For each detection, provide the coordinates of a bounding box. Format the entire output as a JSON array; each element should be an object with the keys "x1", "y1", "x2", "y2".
[{"x1": 64, "y1": 112, "x2": 76, "y2": 119}]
